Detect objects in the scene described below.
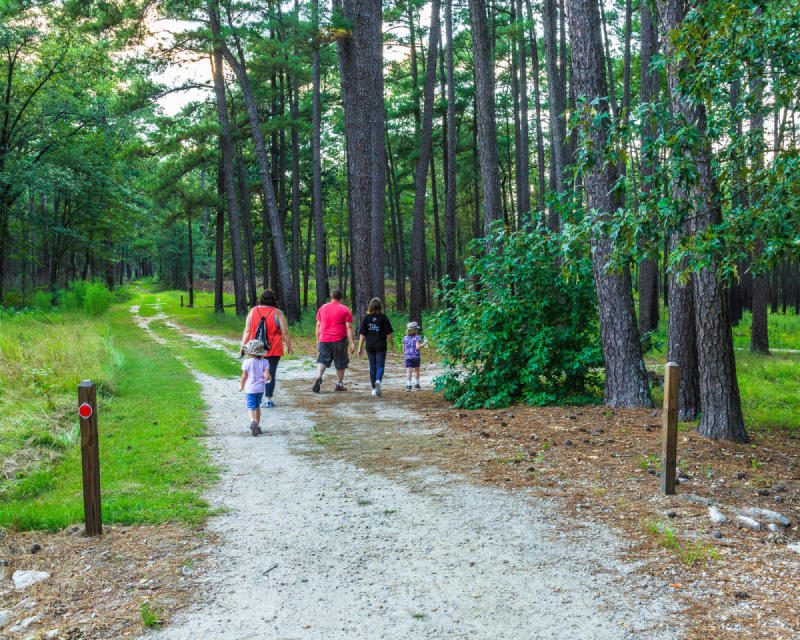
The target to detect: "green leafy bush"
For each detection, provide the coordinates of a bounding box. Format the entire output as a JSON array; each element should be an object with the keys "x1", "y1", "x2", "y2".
[
  {"x1": 33, "y1": 291, "x2": 54, "y2": 312},
  {"x1": 83, "y1": 283, "x2": 112, "y2": 316},
  {"x1": 432, "y1": 225, "x2": 602, "y2": 408},
  {"x1": 61, "y1": 280, "x2": 90, "y2": 311},
  {"x1": 2, "y1": 291, "x2": 24, "y2": 309}
]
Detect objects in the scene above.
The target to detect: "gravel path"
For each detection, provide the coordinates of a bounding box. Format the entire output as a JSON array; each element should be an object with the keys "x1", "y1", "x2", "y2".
[{"x1": 142, "y1": 317, "x2": 682, "y2": 640}]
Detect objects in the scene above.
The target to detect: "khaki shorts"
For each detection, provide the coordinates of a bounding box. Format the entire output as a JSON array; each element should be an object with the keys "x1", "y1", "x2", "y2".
[{"x1": 317, "y1": 338, "x2": 349, "y2": 370}]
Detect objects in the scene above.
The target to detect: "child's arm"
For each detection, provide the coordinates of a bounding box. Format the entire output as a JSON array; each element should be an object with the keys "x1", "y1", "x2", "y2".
[{"x1": 239, "y1": 370, "x2": 247, "y2": 391}]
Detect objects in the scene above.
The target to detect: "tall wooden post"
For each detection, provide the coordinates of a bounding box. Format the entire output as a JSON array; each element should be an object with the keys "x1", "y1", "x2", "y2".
[
  {"x1": 78, "y1": 380, "x2": 102, "y2": 536},
  {"x1": 661, "y1": 362, "x2": 679, "y2": 495}
]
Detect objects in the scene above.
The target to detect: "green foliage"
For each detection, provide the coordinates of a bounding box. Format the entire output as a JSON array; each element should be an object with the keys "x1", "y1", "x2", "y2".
[
  {"x1": 32, "y1": 291, "x2": 54, "y2": 312},
  {"x1": 83, "y1": 282, "x2": 112, "y2": 316},
  {"x1": 61, "y1": 281, "x2": 90, "y2": 311},
  {"x1": 432, "y1": 225, "x2": 602, "y2": 408}
]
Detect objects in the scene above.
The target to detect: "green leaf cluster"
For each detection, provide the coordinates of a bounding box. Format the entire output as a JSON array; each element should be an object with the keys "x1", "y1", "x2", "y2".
[{"x1": 432, "y1": 224, "x2": 602, "y2": 408}]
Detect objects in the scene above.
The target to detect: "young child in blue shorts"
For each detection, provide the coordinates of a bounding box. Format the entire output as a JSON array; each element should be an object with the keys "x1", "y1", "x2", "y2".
[
  {"x1": 402, "y1": 321, "x2": 428, "y2": 391},
  {"x1": 239, "y1": 339, "x2": 272, "y2": 437}
]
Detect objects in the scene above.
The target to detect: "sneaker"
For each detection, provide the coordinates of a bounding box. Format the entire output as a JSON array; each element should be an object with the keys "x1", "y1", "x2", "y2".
[
  {"x1": 250, "y1": 420, "x2": 259, "y2": 437},
  {"x1": 371, "y1": 388, "x2": 377, "y2": 396},
  {"x1": 312, "y1": 377, "x2": 322, "y2": 393},
  {"x1": 375, "y1": 380, "x2": 382, "y2": 397},
  {"x1": 256, "y1": 425, "x2": 263, "y2": 434},
  {"x1": 406, "y1": 385, "x2": 412, "y2": 392},
  {"x1": 265, "y1": 399, "x2": 275, "y2": 408},
  {"x1": 414, "y1": 383, "x2": 421, "y2": 390},
  {"x1": 334, "y1": 383, "x2": 347, "y2": 392}
]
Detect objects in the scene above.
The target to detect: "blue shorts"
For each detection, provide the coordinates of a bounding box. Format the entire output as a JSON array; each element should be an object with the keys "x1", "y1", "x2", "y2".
[
  {"x1": 405, "y1": 358, "x2": 421, "y2": 369},
  {"x1": 246, "y1": 393, "x2": 263, "y2": 410}
]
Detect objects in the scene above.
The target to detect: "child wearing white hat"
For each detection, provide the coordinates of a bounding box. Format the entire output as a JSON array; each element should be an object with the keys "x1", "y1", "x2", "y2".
[
  {"x1": 402, "y1": 322, "x2": 427, "y2": 391},
  {"x1": 239, "y1": 339, "x2": 272, "y2": 437}
]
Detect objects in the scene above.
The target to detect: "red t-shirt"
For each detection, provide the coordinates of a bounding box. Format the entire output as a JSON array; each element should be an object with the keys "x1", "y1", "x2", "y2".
[{"x1": 316, "y1": 300, "x2": 353, "y2": 342}]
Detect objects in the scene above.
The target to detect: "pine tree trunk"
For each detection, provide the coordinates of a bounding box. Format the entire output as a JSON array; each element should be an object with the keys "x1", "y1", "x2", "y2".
[
  {"x1": 430, "y1": 155, "x2": 443, "y2": 284},
  {"x1": 234, "y1": 142, "x2": 257, "y2": 307},
  {"x1": 337, "y1": 0, "x2": 384, "y2": 323},
  {"x1": 637, "y1": 0, "x2": 659, "y2": 336},
  {"x1": 444, "y1": 0, "x2": 458, "y2": 281},
  {"x1": 567, "y1": 0, "x2": 653, "y2": 408},
  {"x1": 215, "y1": 157, "x2": 225, "y2": 313},
  {"x1": 658, "y1": 0, "x2": 747, "y2": 442},
  {"x1": 387, "y1": 137, "x2": 407, "y2": 310},
  {"x1": 312, "y1": 0, "x2": 326, "y2": 309},
  {"x1": 208, "y1": 1, "x2": 300, "y2": 322},
  {"x1": 290, "y1": 68, "x2": 302, "y2": 313},
  {"x1": 410, "y1": 0, "x2": 441, "y2": 324},
  {"x1": 209, "y1": 43, "x2": 247, "y2": 316},
  {"x1": 469, "y1": 0, "x2": 503, "y2": 228},
  {"x1": 187, "y1": 212, "x2": 194, "y2": 307},
  {"x1": 514, "y1": 0, "x2": 531, "y2": 219},
  {"x1": 542, "y1": 0, "x2": 566, "y2": 229},
  {"x1": 524, "y1": 0, "x2": 547, "y2": 214}
]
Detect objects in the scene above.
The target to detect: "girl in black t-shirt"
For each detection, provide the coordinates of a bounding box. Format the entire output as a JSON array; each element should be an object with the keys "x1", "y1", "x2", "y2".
[{"x1": 357, "y1": 298, "x2": 395, "y2": 396}]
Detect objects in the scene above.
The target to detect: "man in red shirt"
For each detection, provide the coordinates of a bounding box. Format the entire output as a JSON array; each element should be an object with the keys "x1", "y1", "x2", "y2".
[{"x1": 313, "y1": 289, "x2": 355, "y2": 392}]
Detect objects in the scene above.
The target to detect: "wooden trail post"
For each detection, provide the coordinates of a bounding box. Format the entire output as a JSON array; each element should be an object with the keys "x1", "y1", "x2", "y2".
[
  {"x1": 78, "y1": 380, "x2": 102, "y2": 536},
  {"x1": 661, "y1": 362, "x2": 680, "y2": 495}
]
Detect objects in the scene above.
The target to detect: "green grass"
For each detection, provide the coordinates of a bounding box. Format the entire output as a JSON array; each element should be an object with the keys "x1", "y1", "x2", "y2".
[
  {"x1": 147, "y1": 320, "x2": 239, "y2": 378},
  {"x1": 643, "y1": 519, "x2": 719, "y2": 565},
  {"x1": 644, "y1": 305, "x2": 800, "y2": 435},
  {"x1": 140, "y1": 601, "x2": 163, "y2": 629},
  {"x1": 0, "y1": 307, "x2": 216, "y2": 530}
]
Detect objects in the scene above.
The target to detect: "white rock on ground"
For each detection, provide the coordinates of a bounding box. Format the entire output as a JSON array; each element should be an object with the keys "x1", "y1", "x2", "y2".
[
  {"x1": 748, "y1": 507, "x2": 791, "y2": 527},
  {"x1": 735, "y1": 516, "x2": 761, "y2": 531},
  {"x1": 138, "y1": 313, "x2": 683, "y2": 640},
  {"x1": 0, "y1": 610, "x2": 10, "y2": 628},
  {"x1": 708, "y1": 506, "x2": 727, "y2": 524},
  {"x1": 787, "y1": 543, "x2": 800, "y2": 555},
  {"x1": 12, "y1": 571, "x2": 50, "y2": 590}
]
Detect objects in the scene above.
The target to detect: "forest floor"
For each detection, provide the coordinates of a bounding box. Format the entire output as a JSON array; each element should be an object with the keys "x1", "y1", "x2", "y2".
[{"x1": 3, "y1": 300, "x2": 798, "y2": 638}]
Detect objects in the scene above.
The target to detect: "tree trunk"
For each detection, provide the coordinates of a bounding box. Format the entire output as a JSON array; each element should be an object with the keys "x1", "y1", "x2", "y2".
[
  {"x1": 542, "y1": 0, "x2": 566, "y2": 230},
  {"x1": 303, "y1": 209, "x2": 313, "y2": 308},
  {"x1": 388, "y1": 137, "x2": 407, "y2": 310},
  {"x1": 208, "y1": 1, "x2": 300, "y2": 322},
  {"x1": 410, "y1": 0, "x2": 441, "y2": 324},
  {"x1": 524, "y1": 0, "x2": 547, "y2": 214},
  {"x1": 658, "y1": 0, "x2": 746, "y2": 442},
  {"x1": 370, "y1": 40, "x2": 387, "y2": 301},
  {"x1": 430, "y1": 155, "x2": 443, "y2": 284},
  {"x1": 234, "y1": 142, "x2": 258, "y2": 307},
  {"x1": 469, "y1": 0, "x2": 503, "y2": 228},
  {"x1": 567, "y1": 0, "x2": 653, "y2": 408},
  {"x1": 215, "y1": 157, "x2": 225, "y2": 313},
  {"x1": 337, "y1": 0, "x2": 384, "y2": 323},
  {"x1": 444, "y1": 0, "x2": 458, "y2": 281},
  {"x1": 514, "y1": 0, "x2": 531, "y2": 219},
  {"x1": 312, "y1": 0, "x2": 326, "y2": 309},
  {"x1": 187, "y1": 212, "x2": 194, "y2": 307},
  {"x1": 637, "y1": 0, "x2": 659, "y2": 336},
  {"x1": 209, "y1": 43, "x2": 247, "y2": 316},
  {"x1": 290, "y1": 58, "x2": 302, "y2": 314}
]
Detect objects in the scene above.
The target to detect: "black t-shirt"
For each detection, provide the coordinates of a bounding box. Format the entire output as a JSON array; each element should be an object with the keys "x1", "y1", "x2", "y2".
[{"x1": 359, "y1": 314, "x2": 394, "y2": 352}]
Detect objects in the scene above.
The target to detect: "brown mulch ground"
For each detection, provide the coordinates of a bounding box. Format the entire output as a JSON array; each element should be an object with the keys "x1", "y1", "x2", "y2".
[
  {"x1": 407, "y1": 394, "x2": 800, "y2": 640},
  {"x1": 0, "y1": 524, "x2": 214, "y2": 638}
]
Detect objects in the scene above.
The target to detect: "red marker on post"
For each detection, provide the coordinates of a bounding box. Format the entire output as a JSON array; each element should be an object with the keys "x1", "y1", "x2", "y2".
[{"x1": 78, "y1": 402, "x2": 93, "y2": 419}]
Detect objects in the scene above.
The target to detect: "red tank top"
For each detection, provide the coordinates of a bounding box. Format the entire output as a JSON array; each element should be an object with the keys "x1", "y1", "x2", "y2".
[{"x1": 248, "y1": 306, "x2": 283, "y2": 356}]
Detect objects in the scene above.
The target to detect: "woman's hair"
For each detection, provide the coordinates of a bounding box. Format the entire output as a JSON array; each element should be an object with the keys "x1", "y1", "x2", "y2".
[
  {"x1": 259, "y1": 289, "x2": 278, "y2": 307},
  {"x1": 367, "y1": 297, "x2": 383, "y2": 315},
  {"x1": 406, "y1": 327, "x2": 419, "y2": 336}
]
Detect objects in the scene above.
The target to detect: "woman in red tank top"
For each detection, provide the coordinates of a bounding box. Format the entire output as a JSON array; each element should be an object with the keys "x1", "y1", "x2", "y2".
[{"x1": 240, "y1": 290, "x2": 294, "y2": 408}]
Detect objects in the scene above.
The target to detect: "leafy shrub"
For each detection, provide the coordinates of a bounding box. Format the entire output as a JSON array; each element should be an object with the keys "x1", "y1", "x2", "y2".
[
  {"x1": 61, "y1": 280, "x2": 90, "y2": 311},
  {"x1": 3, "y1": 291, "x2": 24, "y2": 309},
  {"x1": 33, "y1": 291, "x2": 54, "y2": 312},
  {"x1": 83, "y1": 282, "x2": 112, "y2": 316},
  {"x1": 432, "y1": 224, "x2": 602, "y2": 408}
]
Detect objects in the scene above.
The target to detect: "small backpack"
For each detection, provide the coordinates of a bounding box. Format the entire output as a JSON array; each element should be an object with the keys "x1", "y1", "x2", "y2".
[{"x1": 253, "y1": 309, "x2": 273, "y2": 352}]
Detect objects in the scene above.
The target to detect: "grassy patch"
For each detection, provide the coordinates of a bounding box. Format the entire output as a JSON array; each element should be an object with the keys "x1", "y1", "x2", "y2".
[
  {"x1": 643, "y1": 519, "x2": 719, "y2": 565},
  {"x1": 0, "y1": 307, "x2": 216, "y2": 530},
  {"x1": 147, "y1": 320, "x2": 239, "y2": 379}
]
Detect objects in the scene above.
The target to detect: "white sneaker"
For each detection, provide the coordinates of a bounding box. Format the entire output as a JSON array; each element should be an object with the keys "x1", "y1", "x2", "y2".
[
  {"x1": 371, "y1": 388, "x2": 377, "y2": 396},
  {"x1": 375, "y1": 380, "x2": 382, "y2": 397}
]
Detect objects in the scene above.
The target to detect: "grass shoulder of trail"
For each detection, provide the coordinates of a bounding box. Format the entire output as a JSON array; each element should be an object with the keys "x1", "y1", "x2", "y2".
[{"x1": 0, "y1": 306, "x2": 215, "y2": 530}]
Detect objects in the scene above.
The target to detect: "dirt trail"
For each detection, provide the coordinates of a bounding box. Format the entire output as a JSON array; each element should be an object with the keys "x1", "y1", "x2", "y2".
[{"x1": 137, "y1": 309, "x2": 682, "y2": 639}]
